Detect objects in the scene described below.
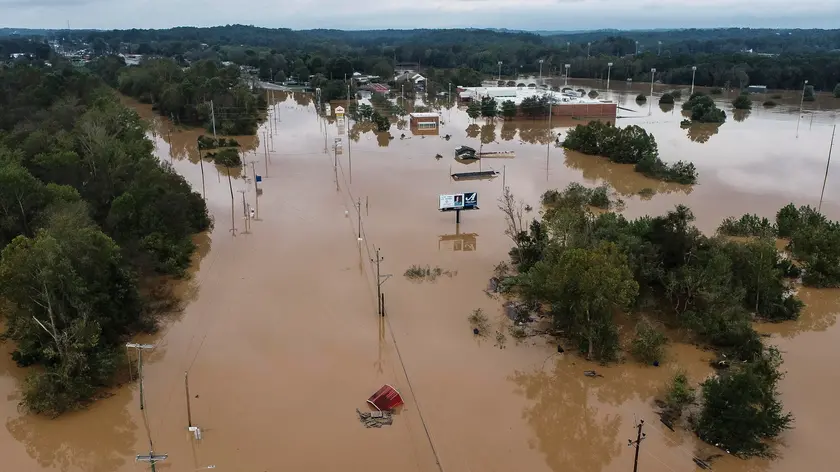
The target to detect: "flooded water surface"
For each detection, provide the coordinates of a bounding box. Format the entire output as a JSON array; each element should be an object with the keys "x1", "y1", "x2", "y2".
[{"x1": 1, "y1": 86, "x2": 839, "y2": 472}]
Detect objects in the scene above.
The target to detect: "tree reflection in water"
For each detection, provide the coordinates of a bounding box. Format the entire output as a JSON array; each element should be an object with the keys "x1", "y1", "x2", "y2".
[
  {"x1": 510, "y1": 362, "x2": 622, "y2": 472},
  {"x1": 480, "y1": 123, "x2": 497, "y2": 144},
  {"x1": 733, "y1": 110, "x2": 751, "y2": 122},
  {"x1": 376, "y1": 131, "x2": 391, "y2": 147},
  {"x1": 6, "y1": 390, "x2": 137, "y2": 472},
  {"x1": 686, "y1": 123, "x2": 721, "y2": 143},
  {"x1": 465, "y1": 124, "x2": 480, "y2": 138},
  {"x1": 564, "y1": 151, "x2": 694, "y2": 198},
  {"x1": 500, "y1": 120, "x2": 517, "y2": 141}
]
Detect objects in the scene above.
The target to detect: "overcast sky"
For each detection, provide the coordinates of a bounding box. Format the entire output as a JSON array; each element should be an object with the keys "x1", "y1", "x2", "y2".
[{"x1": 1, "y1": 0, "x2": 838, "y2": 30}]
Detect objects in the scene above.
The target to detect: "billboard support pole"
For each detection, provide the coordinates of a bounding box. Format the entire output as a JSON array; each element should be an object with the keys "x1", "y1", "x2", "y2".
[{"x1": 456, "y1": 209, "x2": 461, "y2": 224}]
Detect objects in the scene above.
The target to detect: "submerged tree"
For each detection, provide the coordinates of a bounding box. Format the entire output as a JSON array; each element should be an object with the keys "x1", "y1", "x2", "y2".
[
  {"x1": 695, "y1": 347, "x2": 793, "y2": 457},
  {"x1": 518, "y1": 242, "x2": 639, "y2": 361}
]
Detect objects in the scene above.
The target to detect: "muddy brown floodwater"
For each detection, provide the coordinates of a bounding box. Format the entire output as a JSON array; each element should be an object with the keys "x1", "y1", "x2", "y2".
[{"x1": 1, "y1": 87, "x2": 839, "y2": 472}]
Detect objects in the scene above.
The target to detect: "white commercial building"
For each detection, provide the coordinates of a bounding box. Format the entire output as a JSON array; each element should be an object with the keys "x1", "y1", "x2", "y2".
[{"x1": 458, "y1": 86, "x2": 608, "y2": 106}]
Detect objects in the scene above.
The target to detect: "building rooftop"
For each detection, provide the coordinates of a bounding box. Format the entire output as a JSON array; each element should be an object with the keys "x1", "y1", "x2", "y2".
[
  {"x1": 459, "y1": 86, "x2": 610, "y2": 106},
  {"x1": 409, "y1": 112, "x2": 440, "y2": 118}
]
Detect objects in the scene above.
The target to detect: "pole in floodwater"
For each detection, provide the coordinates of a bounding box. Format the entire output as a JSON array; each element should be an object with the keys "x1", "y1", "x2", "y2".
[
  {"x1": 818, "y1": 124, "x2": 836, "y2": 213},
  {"x1": 227, "y1": 167, "x2": 236, "y2": 236},
  {"x1": 185, "y1": 371, "x2": 193, "y2": 428},
  {"x1": 197, "y1": 140, "x2": 206, "y2": 201},
  {"x1": 126, "y1": 343, "x2": 154, "y2": 410},
  {"x1": 628, "y1": 419, "x2": 646, "y2": 472},
  {"x1": 251, "y1": 161, "x2": 260, "y2": 220},
  {"x1": 357, "y1": 198, "x2": 362, "y2": 241}
]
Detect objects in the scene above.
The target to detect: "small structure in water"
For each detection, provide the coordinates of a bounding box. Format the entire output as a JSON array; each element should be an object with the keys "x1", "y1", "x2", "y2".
[
  {"x1": 367, "y1": 384, "x2": 404, "y2": 411},
  {"x1": 451, "y1": 170, "x2": 499, "y2": 181}
]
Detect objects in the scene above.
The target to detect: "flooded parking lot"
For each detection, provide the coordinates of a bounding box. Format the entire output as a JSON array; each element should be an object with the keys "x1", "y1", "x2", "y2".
[{"x1": 1, "y1": 83, "x2": 839, "y2": 472}]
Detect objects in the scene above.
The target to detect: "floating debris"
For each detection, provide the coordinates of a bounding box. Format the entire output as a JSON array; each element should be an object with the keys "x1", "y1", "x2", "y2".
[
  {"x1": 356, "y1": 408, "x2": 394, "y2": 428},
  {"x1": 583, "y1": 370, "x2": 604, "y2": 378}
]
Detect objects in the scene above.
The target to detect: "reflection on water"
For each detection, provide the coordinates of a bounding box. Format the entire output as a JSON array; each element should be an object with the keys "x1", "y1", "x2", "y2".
[
  {"x1": 685, "y1": 123, "x2": 721, "y2": 143},
  {"x1": 438, "y1": 223, "x2": 478, "y2": 251},
  {"x1": 511, "y1": 362, "x2": 623, "y2": 472},
  {"x1": 480, "y1": 123, "x2": 497, "y2": 144},
  {"x1": 466, "y1": 123, "x2": 480, "y2": 138},
  {"x1": 6, "y1": 390, "x2": 137, "y2": 472},
  {"x1": 564, "y1": 150, "x2": 694, "y2": 197},
  {"x1": 733, "y1": 109, "x2": 751, "y2": 122}
]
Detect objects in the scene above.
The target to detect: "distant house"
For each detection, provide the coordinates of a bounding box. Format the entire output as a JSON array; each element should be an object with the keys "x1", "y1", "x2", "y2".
[{"x1": 746, "y1": 85, "x2": 768, "y2": 94}]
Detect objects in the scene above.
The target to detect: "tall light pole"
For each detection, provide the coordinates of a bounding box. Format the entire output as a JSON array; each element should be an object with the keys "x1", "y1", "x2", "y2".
[
  {"x1": 691, "y1": 66, "x2": 697, "y2": 95},
  {"x1": 797, "y1": 79, "x2": 809, "y2": 138},
  {"x1": 635, "y1": 40, "x2": 639, "y2": 55},
  {"x1": 607, "y1": 62, "x2": 613, "y2": 89},
  {"x1": 587, "y1": 42, "x2": 591, "y2": 58},
  {"x1": 497, "y1": 61, "x2": 502, "y2": 81},
  {"x1": 539, "y1": 59, "x2": 544, "y2": 84},
  {"x1": 564, "y1": 64, "x2": 570, "y2": 86},
  {"x1": 650, "y1": 68, "x2": 656, "y2": 97},
  {"x1": 658, "y1": 41, "x2": 662, "y2": 56}
]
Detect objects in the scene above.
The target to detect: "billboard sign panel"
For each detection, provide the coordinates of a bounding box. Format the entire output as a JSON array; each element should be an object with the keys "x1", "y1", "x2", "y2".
[{"x1": 439, "y1": 192, "x2": 477, "y2": 211}]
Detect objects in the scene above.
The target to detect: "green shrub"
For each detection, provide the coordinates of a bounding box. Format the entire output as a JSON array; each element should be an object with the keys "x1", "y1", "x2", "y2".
[
  {"x1": 834, "y1": 83, "x2": 840, "y2": 98},
  {"x1": 710, "y1": 87, "x2": 723, "y2": 95},
  {"x1": 695, "y1": 348, "x2": 792, "y2": 457},
  {"x1": 636, "y1": 94, "x2": 647, "y2": 102},
  {"x1": 732, "y1": 93, "x2": 752, "y2": 110},
  {"x1": 717, "y1": 214, "x2": 776, "y2": 237},
  {"x1": 664, "y1": 371, "x2": 695, "y2": 413},
  {"x1": 763, "y1": 100, "x2": 778, "y2": 107},
  {"x1": 659, "y1": 93, "x2": 675, "y2": 105},
  {"x1": 631, "y1": 319, "x2": 667, "y2": 364}
]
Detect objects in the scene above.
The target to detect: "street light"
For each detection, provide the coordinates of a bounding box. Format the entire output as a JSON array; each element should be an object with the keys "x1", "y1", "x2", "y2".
[
  {"x1": 607, "y1": 62, "x2": 613, "y2": 89},
  {"x1": 497, "y1": 61, "x2": 502, "y2": 81},
  {"x1": 658, "y1": 40, "x2": 662, "y2": 56},
  {"x1": 796, "y1": 79, "x2": 809, "y2": 138},
  {"x1": 564, "y1": 64, "x2": 570, "y2": 86},
  {"x1": 691, "y1": 66, "x2": 697, "y2": 95},
  {"x1": 650, "y1": 68, "x2": 656, "y2": 96},
  {"x1": 539, "y1": 59, "x2": 544, "y2": 84},
  {"x1": 587, "y1": 42, "x2": 591, "y2": 58},
  {"x1": 635, "y1": 40, "x2": 639, "y2": 55}
]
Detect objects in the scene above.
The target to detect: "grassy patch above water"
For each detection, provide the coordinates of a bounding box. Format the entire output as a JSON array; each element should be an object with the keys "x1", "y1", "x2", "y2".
[{"x1": 404, "y1": 264, "x2": 456, "y2": 282}]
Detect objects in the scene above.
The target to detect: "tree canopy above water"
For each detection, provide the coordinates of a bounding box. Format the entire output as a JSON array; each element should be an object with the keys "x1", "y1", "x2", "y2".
[{"x1": 0, "y1": 63, "x2": 210, "y2": 415}]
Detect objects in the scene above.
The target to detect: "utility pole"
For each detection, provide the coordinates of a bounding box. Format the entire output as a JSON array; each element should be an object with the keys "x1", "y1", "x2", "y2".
[
  {"x1": 797, "y1": 80, "x2": 809, "y2": 138},
  {"x1": 371, "y1": 248, "x2": 391, "y2": 316},
  {"x1": 263, "y1": 130, "x2": 270, "y2": 174},
  {"x1": 185, "y1": 371, "x2": 193, "y2": 428},
  {"x1": 357, "y1": 198, "x2": 362, "y2": 241},
  {"x1": 227, "y1": 167, "x2": 236, "y2": 236},
  {"x1": 126, "y1": 343, "x2": 154, "y2": 410},
  {"x1": 196, "y1": 141, "x2": 206, "y2": 201},
  {"x1": 209, "y1": 100, "x2": 217, "y2": 140},
  {"x1": 238, "y1": 190, "x2": 250, "y2": 232},
  {"x1": 628, "y1": 419, "x2": 646, "y2": 472},
  {"x1": 819, "y1": 124, "x2": 836, "y2": 213},
  {"x1": 251, "y1": 161, "x2": 260, "y2": 219}
]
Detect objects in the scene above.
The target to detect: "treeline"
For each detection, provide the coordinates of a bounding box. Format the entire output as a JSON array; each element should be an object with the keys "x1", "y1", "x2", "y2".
[
  {"x1": 0, "y1": 64, "x2": 210, "y2": 415},
  {"x1": 499, "y1": 184, "x2": 810, "y2": 456},
  {"x1": 49, "y1": 26, "x2": 840, "y2": 92},
  {"x1": 91, "y1": 56, "x2": 266, "y2": 135}
]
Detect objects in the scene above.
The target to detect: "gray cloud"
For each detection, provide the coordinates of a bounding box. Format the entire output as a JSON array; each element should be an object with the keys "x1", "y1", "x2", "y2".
[{"x1": 0, "y1": 0, "x2": 837, "y2": 30}]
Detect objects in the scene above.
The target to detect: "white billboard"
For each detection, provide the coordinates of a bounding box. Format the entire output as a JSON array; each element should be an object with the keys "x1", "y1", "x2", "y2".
[{"x1": 439, "y1": 193, "x2": 464, "y2": 211}]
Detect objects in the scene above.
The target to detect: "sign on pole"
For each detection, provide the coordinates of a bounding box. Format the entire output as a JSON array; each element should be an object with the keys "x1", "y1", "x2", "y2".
[{"x1": 439, "y1": 192, "x2": 478, "y2": 211}]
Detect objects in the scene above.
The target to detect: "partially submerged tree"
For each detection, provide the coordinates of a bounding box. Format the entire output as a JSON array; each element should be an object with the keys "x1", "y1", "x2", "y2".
[{"x1": 695, "y1": 347, "x2": 793, "y2": 457}]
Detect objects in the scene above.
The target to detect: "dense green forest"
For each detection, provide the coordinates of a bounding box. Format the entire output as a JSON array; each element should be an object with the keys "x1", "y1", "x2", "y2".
[
  {"x1": 496, "y1": 184, "x2": 831, "y2": 456},
  {"x1": 25, "y1": 26, "x2": 838, "y2": 92},
  {"x1": 94, "y1": 56, "x2": 266, "y2": 135},
  {"x1": 0, "y1": 63, "x2": 210, "y2": 415}
]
